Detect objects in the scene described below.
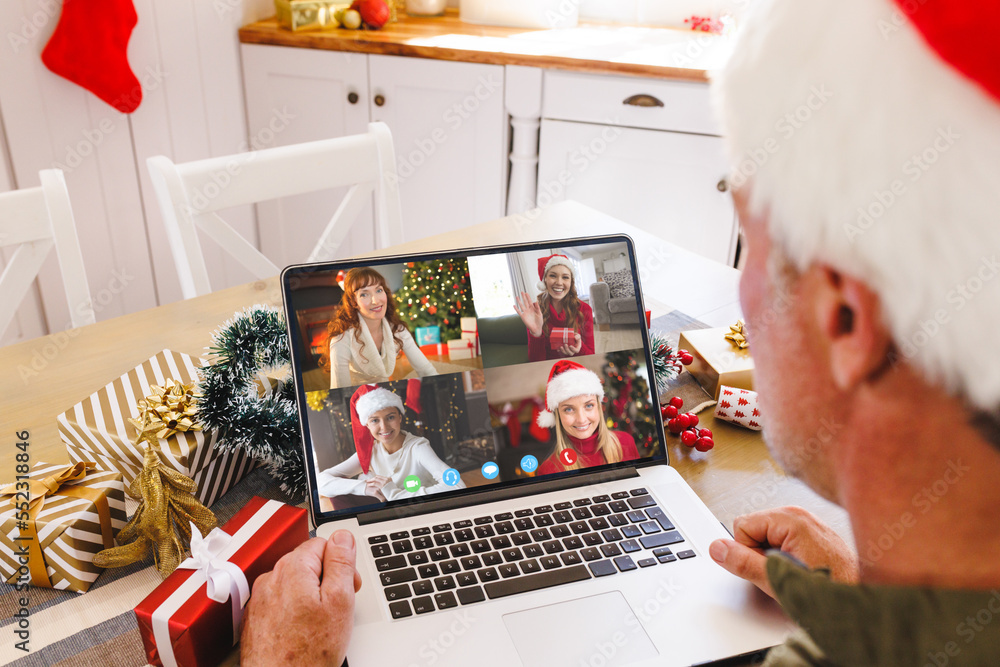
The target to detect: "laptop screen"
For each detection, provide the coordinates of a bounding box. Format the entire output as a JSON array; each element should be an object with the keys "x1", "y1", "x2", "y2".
[{"x1": 282, "y1": 236, "x2": 666, "y2": 523}]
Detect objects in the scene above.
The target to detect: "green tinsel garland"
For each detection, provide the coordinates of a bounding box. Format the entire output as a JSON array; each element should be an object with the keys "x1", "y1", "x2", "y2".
[
  {"x1": 649, "y1": 331, "x2": 685, "y2": 396},
  {"x1": 197, "y1": 305, "x2": 306, "y2": 498}
]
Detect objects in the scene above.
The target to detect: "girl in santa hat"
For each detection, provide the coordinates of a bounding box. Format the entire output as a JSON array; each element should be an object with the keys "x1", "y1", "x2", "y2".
[
  {"x1": 323, "y1": 267, "x2": 438, "y2": 389},
  {"x1": 317, "y1": 382, "x2": 464, "y2": 502},
  {"x1": 535, "y1": 360, "x2": 639, "y2": 475},
  {"x1": 513, "y1": 253, "x2": 596, "y2": 362}
]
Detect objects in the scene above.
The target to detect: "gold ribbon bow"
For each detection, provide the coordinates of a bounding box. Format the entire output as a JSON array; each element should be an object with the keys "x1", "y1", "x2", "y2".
[
  {"x1": 127, "y1": 379, "x2": 202, "y2": 441},
  {"x1": 724, "y1": 319, "x2": 749, "y2": 350},
  {"x1": 1, "y1": 462, "x2": 114, "y2": 588}
]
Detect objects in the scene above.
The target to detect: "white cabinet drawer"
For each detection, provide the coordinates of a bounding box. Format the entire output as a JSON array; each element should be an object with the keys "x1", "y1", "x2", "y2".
[{"x1": 543, "y1": 71, "x2": 720, "y2": 136}]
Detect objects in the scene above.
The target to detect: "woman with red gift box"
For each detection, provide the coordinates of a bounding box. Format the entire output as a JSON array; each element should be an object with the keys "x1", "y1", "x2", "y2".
[
  {"x1": 513, "y1": 253, "x2": 595, "y2": 362},
  {"x1": 317, "y1": 384, "x2": 464, "y2": 503},
  {"x1": 534, "y1": 360, "x2": 638, "y2": 475},
  {"x1": 322, "y1": 267, "x2": 438, "y2": 388}
]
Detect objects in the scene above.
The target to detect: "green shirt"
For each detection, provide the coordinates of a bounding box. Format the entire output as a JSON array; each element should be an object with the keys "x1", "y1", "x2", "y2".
[{"x1": 763, "y1": 554, "x2": 1000, "y2": 666}]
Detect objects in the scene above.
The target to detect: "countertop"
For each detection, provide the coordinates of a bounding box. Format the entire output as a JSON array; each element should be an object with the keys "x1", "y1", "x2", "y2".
[{"x1": 239, "y1": 9, "x2": 733, "y2": 81}]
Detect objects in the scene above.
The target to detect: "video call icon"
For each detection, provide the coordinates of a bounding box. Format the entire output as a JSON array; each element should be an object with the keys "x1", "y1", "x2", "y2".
[
  {"x1": 403, "y1": 475, "x2": 422, "y2": 492},
  {"x1": 481, "y1": 462, "x2": 499, "y2": 480},
  {"x1": 443, "y1": 468, "x2": 461, "y2": 486},
  {"x1": 559, "y1": 449, "x2": 578, "y2": 466}
]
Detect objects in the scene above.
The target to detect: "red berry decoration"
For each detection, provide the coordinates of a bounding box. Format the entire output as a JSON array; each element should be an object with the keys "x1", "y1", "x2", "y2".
[
  {"x1": 677, "y1": 413, "x2": 692, "y2": 429},
  {"x1": 352, "y1": 0, "x2": 390, "y2": 28},
  {"x1": 680, "y1": 430, "x2": 698, "y2": 447},
  {"x1": 678, "y1": 350, "x2": 694, "y2": 365},
  {"x1": 695, "y1": 437, "x2": 715, "y2": 452},
  {"x1": 661, "y1": 405, "x2": 678, "y2": 419},
  {"x1": 687, "y1": 413, "x2": 699, "y2": 427},
  {"x1": 669, "y1": 396, "x2": 684, "y2": 409},
  {"x1": 698, "y1": 428, "x2": 713, "y2": 438},
  {"x1": 667, "y1": 418, "x2": 684, "y2": 434}
]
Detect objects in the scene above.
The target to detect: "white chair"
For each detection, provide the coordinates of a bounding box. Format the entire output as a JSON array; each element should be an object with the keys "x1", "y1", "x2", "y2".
[
  {"x1": 147, "y1": 122, "x2": 404, "y2": 299},
  {"x1": 0, "y1": 169, "x2": 94, "y2": 337}
]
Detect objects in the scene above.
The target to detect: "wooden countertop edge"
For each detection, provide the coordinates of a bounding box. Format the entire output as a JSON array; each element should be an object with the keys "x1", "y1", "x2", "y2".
[{"x1": 238, "y1": 21, "x2": 711, "y2": 82}]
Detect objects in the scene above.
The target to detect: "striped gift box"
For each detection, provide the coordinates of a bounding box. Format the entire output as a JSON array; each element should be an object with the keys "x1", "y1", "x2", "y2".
[
  {"x1": 0, "y1": 462, "x2": 126, "y2": 593},
  {"x1": 57, "y1": 349, "x2": 255, "y2": 507}
]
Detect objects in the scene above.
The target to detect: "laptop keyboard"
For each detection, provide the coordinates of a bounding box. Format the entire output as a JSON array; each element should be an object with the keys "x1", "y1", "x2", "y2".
[{"x1": 367, "y1": 488, "x2": 696, "y2": 619}]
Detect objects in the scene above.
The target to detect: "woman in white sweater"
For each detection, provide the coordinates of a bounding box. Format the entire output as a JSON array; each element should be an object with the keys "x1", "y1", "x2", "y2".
[
  {"x1": 317, "y1": 384, "x2": 465, "y2": 502},
  {"x1": 322, "y1": 267, "x2": 438, "y2": 389}
]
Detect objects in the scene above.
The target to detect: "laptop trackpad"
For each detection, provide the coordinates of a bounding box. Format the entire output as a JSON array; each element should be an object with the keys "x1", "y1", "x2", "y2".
[{"x1": 502, "y1": 591, "x2": 659, "y2": 667}]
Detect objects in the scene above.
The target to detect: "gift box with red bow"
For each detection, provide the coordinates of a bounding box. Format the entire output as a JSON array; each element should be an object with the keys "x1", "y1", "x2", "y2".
[
  {"x1": 0, "y1": 461, "x2": 126, "y2": 593},
  {"x1": 134, "y1": 496, "x2": 308, "y2": 667},
  {"x1": 549, "y1": 327, "x2": 576, "y2": 350},
  {"x1": 460, "y1": 317, "x2": 480, "y2": 356},
  {"x1": 447, "y1": 338, "x2": 477, "y2": 360}
]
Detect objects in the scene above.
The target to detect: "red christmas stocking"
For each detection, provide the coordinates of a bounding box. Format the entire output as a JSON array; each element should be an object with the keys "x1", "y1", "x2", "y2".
[
  {"x1": 41, "y1": 0, "x2": 142, "y2": 113},
  {"x1": 529, "y1": 406, "x2": 550, "y2": 443}
]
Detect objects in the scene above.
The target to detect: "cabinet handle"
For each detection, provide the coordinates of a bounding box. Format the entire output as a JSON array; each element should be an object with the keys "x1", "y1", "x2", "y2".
[
  {"x1": 374, "y1": 94, "x2": 386, "y2": 107},
  {"x1": 348, "y1": 92, "x2": 359, "y2": 104},
  {"x1": 623, "y1": 94, "x2": 664, "y2": 108},
  {"x1": 717, "y1": 178, "x2": 728, "y2": 192}
]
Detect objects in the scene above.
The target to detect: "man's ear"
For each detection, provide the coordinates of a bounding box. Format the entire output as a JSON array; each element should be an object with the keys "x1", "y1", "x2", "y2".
[{"x1": 813, "y1": 266, "x2": 893, "y2": 391}]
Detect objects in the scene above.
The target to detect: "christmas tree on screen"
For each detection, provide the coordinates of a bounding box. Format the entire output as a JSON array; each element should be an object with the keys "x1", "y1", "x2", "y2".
[
  {"x1": 396, "y1": 258, "x2": 475, "y2": 340},
  {"x1": 602, "y1": 351, "x2": 658, "y2": 454}
]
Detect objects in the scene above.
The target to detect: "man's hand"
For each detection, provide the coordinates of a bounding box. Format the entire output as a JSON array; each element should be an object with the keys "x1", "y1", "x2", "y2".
[
  {"x1": 242, "y1": 530, "x2": 362, "y2": 667},
  {"x1": 709, "y1": 507, "x2": 858, "y2": 599}
]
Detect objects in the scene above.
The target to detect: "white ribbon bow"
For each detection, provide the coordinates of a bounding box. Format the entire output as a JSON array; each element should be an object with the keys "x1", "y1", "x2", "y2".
[{"x1": 178, "y1": 522, "x2": 251, "y2": 646}]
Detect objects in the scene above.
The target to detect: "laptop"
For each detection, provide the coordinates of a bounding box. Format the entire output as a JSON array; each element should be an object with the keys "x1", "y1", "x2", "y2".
[{"x1": 282, "y1": 235, "x2": 791, "y2": 667}]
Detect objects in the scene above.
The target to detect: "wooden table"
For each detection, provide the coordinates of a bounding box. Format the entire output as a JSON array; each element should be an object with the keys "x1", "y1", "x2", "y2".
[{"x1": 0, "y1": 200, "x2": 849, "y2": 543}]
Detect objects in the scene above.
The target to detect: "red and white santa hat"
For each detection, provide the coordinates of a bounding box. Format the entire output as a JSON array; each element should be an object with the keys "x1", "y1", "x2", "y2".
[
  {"x1": 349, "y1": 381, "x2": 422, "y2": 474},
  {"x1": 714, "y1": 0, "x2": 1000, "y2": 412},
  {"x1": 535, "y1": 359, "x2": 605, "y2": 428},
  {"x1": 536, "y1": 254, "x2": 576, "y2": 292}
]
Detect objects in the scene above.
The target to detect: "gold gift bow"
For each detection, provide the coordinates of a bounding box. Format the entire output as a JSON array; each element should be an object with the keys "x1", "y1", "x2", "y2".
[
  {"x1": 1, "y1": 462, "x2": 115, "y2": 588},
  {"x1": 127, "y1": 379, "x2": 202, "y2": 440},
  {"x1": 725, "y1": 319, "x2": 749, "y2": 350}
]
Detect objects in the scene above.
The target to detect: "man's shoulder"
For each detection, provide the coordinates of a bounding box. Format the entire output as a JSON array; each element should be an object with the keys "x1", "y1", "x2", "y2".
[{"x1": 766, "y1": 553, "x2": 1000, "y2": 666}]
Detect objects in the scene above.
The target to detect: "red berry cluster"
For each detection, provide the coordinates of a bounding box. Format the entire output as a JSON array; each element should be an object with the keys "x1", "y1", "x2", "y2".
[
  {"x1": 660, "y1": 396, "x2": 715, "y2": 452},
  {"x1": 678, "y1": 348, "x2": 694, "y2": 366}
]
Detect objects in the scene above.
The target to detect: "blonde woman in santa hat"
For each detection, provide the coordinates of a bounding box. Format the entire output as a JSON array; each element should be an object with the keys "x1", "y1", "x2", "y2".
[
  {"x1": 513, "y1": 253, "x2": 595, "y2": 362},
  {"x1": 535, "y1": 360, "x2": 639, "y2": 475},
  {"x1": 322, "y1": 267, "x2": 438, "y2": 389},
  {"x1": 317, "y1": 382, "x2": 464, "y2": 502}
]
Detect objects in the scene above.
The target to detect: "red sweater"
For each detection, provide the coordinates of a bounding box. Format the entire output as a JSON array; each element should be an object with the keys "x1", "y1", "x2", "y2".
[
  {"x1": 537, "y1": 430, "x2": 639, "y2": 475},
  {"x1": 527, "y1": 301, "x2": 595, "y2": 362}
]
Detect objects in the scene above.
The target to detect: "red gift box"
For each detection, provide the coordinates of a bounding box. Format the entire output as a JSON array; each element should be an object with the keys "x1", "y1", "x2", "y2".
[
  {"x1": 135, "y1": 497, "x2": 309, "y2": 667},
  {"x1": 549, "y1": 327, "x2": 576, "y2": 350},
  {"x1": 420, "y1": 342, "x2": 447, "y2": 356}
]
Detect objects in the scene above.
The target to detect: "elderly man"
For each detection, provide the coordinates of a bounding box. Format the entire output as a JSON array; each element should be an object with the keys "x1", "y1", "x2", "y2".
[{"x1": 240, "y1": 0, "x2": 1000, "y2": 664}]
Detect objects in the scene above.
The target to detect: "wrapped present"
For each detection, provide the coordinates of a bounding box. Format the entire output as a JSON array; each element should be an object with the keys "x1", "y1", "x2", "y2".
[
  {"x1": 135, "y1": 497, "x2": 308, "y2": 667},
  {"x1": 58, "y1": 349, "x2": 254, "y2": 507},
  {"x1": 460, "y1": 317, "x2": 480, "y2": 356},
  {"x1": 414, "y1": 326, "x2": 441, "y2": 346},
  {"x1": 678, "y1": 328, "x2": 754, "y2": 399},
  {"x1": 0, "y1": 462, "x2": 126, "y2": 593},
  {"x1": 420, "y1": 342, "x2": 447, "y2": 357},
  {"x1": 714, "y1": 386, "x2": 762, "y2": 431},
  {"x1": 275, "y1": 0, "x2": 346, "y2": 31},
  {"x1": 549, "y1": 327, "x2": 576, "y2": 350},
  {"x1": 447, "y1": 338, "x2": 476, "y2": 360}
]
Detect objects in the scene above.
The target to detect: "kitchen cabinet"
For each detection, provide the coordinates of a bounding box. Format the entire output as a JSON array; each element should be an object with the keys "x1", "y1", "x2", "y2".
[
  {"x1": 537, "y1": 71, "x2": 737, "y2": 265},
  {"x1": 241, "y1": 44, "x2": 507, "y2": 257}
]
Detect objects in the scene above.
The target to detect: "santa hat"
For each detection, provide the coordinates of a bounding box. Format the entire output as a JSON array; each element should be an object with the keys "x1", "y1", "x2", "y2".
[
  {"x1": 713, "y1": 0, "x2": 1000, "y2": 412},
  {"x1": 536, "y1": 254, "x2": 576, "y2": 292},
  {"x1": 349, "y1": 380, "x2": 422, "y2": 474},
  {"x1": 535, "y1": 360, "x2": 605, "y2": 428}
]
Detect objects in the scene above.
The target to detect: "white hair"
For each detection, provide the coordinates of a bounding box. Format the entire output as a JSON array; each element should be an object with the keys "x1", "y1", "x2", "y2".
[{"x1": 712, "y1": 0, "x2": 1000, "y2": 411}]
